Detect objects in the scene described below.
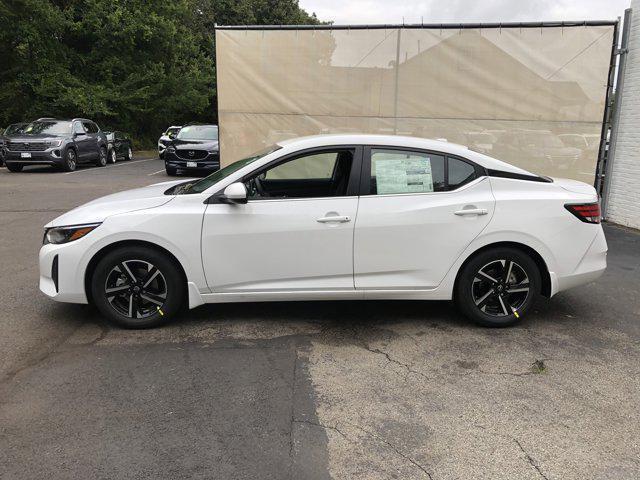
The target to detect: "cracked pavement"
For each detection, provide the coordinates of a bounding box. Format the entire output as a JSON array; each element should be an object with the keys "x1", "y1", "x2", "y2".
[{"x1": 1, "y1": 161, "x2": 639, "y2": 479}]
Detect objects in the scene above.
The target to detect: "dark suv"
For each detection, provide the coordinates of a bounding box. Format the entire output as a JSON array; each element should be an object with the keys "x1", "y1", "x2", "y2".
[
  {"x1": 4, "y1": 118, "x2": 108, "y2": 172},
  {"x1": 164, "y1": 124, "x2": 219, "y2": 176}
]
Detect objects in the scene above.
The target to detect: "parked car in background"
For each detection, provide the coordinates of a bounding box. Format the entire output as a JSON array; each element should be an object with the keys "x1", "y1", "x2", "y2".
[
  {"x1": 104, "y1": 131, "x2": 133, "y2": 163},
  {"x1": 4, "y1": 118, "x2": 108, "y2": 172},
  {"x1": 164, "y1": 124, "x2": 219, "y2": 176},
  {"x1": 158, "y1": 125, "x2": 181, "y2": 159},
  {"x1": 0, "y1": 122, "x2": 29, "y2": 166},
  {"x1": 39, "y1": 134, "x2": 606, "y2": 329}
]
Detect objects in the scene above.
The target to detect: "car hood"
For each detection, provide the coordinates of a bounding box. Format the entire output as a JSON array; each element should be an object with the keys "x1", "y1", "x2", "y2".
[
  {"x1": 172, "y1": 139, "x2": 219, "y2": 150},
  {"x1": 45, "y1": 180, "x2": 185, "y2": 228}
]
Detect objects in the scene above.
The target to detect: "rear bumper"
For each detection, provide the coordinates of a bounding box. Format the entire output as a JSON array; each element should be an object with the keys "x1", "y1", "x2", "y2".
[{"x1": 553, "y1": 226, "x2": 607, "y2": 295}]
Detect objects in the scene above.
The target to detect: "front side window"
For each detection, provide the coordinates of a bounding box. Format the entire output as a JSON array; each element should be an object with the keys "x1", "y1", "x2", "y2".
[
  {"x1": 73, "y1": 122, "x2": 85, "y2": 135},
  {"x1": 245, "y1": 149, "x2": 354, "y2": 200},
  {"x1": 82, "y1": 122, "x2": 98, "y2": 134},
  {"x1": 370, "y1": 149, "x2": 445, "y2": 195}
]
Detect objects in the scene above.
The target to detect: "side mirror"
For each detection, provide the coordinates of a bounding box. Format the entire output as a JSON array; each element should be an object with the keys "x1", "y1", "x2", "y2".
[{"x1": 220, "y1": 182, "x2": 247, "y2": 204}]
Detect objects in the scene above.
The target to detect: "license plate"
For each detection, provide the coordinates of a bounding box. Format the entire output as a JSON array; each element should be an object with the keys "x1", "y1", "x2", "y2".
[
  {"x1": 186, "y1": 161, "x2": 197, "y2": 168},
  {"x1": 21, "y1": 152, "x2": 31, "y2": 158}
]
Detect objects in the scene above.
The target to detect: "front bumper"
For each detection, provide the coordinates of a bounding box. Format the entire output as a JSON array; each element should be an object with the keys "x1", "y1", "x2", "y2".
[
  {"x1": 5, "y1": 148, "x2": 63, "y2": 165},
  {"x1": 39, "y1": 241, "x2": 89, "y2": 304},
  {"x1": 165, "y1": 151, "x2": 220, "y2": 171}
]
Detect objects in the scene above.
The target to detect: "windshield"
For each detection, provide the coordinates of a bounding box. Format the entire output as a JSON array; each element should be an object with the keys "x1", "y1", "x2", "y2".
[
  {"x1": 4, "y1": 124, "x2": 26, "y2": 135},
  {"x1": 23, "y1": 121, "x2": 72, "y2": 136},
  {"x1": 177, "y1": 125, "x2": 218, "y2": 141},
  {"x1": 174, "y1": 146, "x2": 281, "y2": 195}
]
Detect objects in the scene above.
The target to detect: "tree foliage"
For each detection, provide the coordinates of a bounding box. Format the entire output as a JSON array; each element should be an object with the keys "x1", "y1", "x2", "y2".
[{"x1": 0, "y1": 0, "x2": 321, "y2": 146}]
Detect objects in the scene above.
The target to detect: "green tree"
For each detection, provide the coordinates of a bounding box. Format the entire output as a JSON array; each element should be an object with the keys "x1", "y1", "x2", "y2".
[{"x1": 0, "y1": 0, "x2": 322, "y2": 146}]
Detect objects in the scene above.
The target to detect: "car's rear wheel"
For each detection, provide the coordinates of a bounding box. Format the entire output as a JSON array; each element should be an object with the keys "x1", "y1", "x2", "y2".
[
  {"x1": 109, "y1": 149, "x2": 117, "y2": 164},
  {"x1": 166, "y1": 166, "x2": 177, "y2": 176},
  {"x1": 61, "y1": 148, "x2": 77, "y2": 172},
  {"x1": 91, "y1": 246, "x2": 185, "y2": 328},
  {"x1": 95, "y1": 147, "x2": 107, "y2": 167},
  {"x1": 6, "y1": 163, "x2": 23, "y2": 172},
  {"x1": 455, "y1": 247, "x2": 540, "y2": 327}
]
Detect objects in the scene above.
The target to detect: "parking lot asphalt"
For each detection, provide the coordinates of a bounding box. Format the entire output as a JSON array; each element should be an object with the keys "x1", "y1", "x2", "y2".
[{"x1": 1, "y1": 158, "x2": 639, "y2": 479}]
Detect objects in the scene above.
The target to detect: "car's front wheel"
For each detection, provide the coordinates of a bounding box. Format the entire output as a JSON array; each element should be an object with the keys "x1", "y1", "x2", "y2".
[
  {"x1": 61, "y1": 148, "x2": 77, "y2": 172},
  {"x1": 91, "y1": 246, "x2": 185, "y2": 328},
  {"x1": 455, "y1": 247, "x2": 540, "y2": 327},
  {"x1": 6, "y1": 163, "x2": 23, "y2": 172},
  {"x1": 125, "y1": 147, "x2": 133, "y2": 161}
]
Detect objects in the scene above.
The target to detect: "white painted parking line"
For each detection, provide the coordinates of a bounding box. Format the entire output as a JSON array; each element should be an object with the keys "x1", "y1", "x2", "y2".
[
  {"x1": 148, "y1": 169, "x2": 166, "y2": 176},
  {"x1": 64, "y1": 158, "x2": 155, "y2": 175}
]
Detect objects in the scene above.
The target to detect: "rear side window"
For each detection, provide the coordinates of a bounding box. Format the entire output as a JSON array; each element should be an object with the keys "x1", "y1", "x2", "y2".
[
  {"x1": 448, "y1": 158, "x2": 476, "y2": 189},
  {"x1": 370, "y1": 149, "x2": 446, "y2": 195}
]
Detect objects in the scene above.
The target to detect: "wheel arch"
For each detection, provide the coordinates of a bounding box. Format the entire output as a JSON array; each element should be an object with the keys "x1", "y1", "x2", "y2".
[
  {"x1": 453, "y1": 241, "x2": 552, "y2": 298},
  {"x1": 84, "y1": 239, "x2": 188, "y2": 304}
]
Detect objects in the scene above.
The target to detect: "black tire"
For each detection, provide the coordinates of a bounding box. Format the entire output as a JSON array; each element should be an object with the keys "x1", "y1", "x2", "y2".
[
  {"x1": 61, "y1": 148, "x2": 77, "y2": 172},
  {"x1": 6, "y1": 163, "x2": 23, "y2": 172},
  {"x1": 109, "y1": 148, "x2": 117, "y2": 164},
  {"x1": 165, "y1": 166, "x2": 177, "y2": 176},
  {"x1": 91, "y1": 246, "x2": 185, "y2": 328},
  {"x1": 125, "y1": 146, "x2": 133, "y2": 161},
  {"x1": 95, "y1": 146, "x2": 107, "y2": 167},
  {"x1": 455, "y1": 247, "x2": 541, "y2": 327}
]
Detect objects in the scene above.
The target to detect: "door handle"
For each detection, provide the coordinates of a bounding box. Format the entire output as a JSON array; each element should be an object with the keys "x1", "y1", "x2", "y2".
[
  {"x1": 454, "y1": 208, "x2": 488, "y2": 216},
  {"x1": 317, "y1": 215, "x2": 351, "y2": 223}
]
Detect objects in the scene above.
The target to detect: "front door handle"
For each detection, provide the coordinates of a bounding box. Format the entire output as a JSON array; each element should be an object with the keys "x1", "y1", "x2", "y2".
[
  {"x1": 454, "y1": 208, "x2": 488, "y2": 216},
  {"x1": 317, "y1": 215, "x2": 351, "y2": 223}
]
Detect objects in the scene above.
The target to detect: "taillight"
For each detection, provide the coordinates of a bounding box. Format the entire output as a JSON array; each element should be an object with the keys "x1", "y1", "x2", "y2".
[{"x1": 565, "y1": 203, "x2": 601, "y2": 224}]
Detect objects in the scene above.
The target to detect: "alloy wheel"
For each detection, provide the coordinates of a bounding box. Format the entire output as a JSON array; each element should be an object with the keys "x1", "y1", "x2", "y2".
[
  {"x1": 99, "y1": 148, "x2": 107, "y2": 166},
  {"x1": 128, "y1": 147, "x2": 133, "y2": 160},
  {"x1": 110, "y1": 150, "x2": 117, "y2": 163},
  {"x1": 67, "y1": 151, "x2": 76, "y2": 170},
  {"x1": 471, "y1": 259, "x2": 530, "y2": 317},
  {"x1": 104, "y1": 259, "x2": 167, "y2": 319}
]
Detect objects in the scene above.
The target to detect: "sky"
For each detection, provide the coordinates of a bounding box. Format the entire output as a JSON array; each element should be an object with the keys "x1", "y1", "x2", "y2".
[{"x1": 299, "y1": 0, "x2": 630, "y2": 25}]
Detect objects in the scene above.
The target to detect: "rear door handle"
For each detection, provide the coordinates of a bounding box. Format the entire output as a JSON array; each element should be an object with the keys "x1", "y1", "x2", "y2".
[
  {"x1": 317, "y1": 215, "x2": 351, "y2": 223},
  {"x1": 454, "y1": 208, "x2": 488, "y2": 216}
]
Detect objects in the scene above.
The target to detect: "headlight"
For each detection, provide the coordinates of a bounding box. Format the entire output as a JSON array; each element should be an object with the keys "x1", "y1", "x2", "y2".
[
  {"x1": 43, "y1": 223, "x2": 101, "y2": 245},
  {"x1": 47, "y1": 139, "x2": 63, "y2": 147}
]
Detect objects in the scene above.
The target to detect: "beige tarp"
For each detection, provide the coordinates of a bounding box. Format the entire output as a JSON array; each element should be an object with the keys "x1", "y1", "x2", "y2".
[{"x1": 216, "y1": 25, "x2": 615, "y2": 183}]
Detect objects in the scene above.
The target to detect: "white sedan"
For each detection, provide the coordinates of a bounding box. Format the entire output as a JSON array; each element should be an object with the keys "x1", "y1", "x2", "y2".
[{"x1": 39, "y1": 135, "x2": 607, "y2": 328}]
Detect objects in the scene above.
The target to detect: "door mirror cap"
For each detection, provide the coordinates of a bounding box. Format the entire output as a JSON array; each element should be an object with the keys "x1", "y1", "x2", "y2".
[{"x1": 221, "y1": 182, "x2": 247, "y2": 204}]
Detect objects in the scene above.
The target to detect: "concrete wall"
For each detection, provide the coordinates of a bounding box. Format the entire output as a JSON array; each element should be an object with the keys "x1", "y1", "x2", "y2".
[{"x1": 606, "y1": 1, "x2": 640, "y2": 229}]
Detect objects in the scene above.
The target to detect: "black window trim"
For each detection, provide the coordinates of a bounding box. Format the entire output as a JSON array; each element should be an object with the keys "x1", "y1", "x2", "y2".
[
  {"x1": 359, "y1": 145, "x2": 487, "y2": 196},
  {"x1": 487, "y1": 169, "x2": 553, "y2": 183}
]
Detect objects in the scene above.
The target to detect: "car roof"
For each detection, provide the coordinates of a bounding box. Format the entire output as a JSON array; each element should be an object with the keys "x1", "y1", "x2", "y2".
[{"x1": 276, "y1": 134, "x2": 531, "y2": 175}]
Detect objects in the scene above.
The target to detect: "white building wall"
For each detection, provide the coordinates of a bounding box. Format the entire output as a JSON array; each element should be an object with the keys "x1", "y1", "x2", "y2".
[{"x1": 606, "y1": 0, "x2": 640, "y2": 229}]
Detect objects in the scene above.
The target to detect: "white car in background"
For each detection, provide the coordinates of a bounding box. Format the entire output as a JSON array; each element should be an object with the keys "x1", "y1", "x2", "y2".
[
  {"x1": 39, "y1": 135, "x2": 607, "y2": 328},
  {"x1": 157, "y1": 125, "x2": 181, "y2": 159}
]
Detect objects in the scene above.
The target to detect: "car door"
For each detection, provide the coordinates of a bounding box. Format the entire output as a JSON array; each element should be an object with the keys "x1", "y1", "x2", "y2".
[
  {"x1": 201, "y1": 147, "x2": 361, "y2": 292},
  {"x1": 82, "y1": 121, "x2": 100, "y2": 160},
  {"x1": 354, "y1": 147, "x2": 495, "y2": 290},
  {"x1": 72, "y1": 121, "x2": 91, "y2": 161}
]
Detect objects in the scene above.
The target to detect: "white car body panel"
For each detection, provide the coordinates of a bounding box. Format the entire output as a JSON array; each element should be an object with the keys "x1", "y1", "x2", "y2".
[{"x1": 39, "y1": 134, "x2": 607, "y2": 312}]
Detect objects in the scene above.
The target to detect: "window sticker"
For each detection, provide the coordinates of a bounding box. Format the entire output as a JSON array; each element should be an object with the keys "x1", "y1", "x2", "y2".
[{"x1": 374, "y1": 156, "x2": 433, "y2": 194}]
